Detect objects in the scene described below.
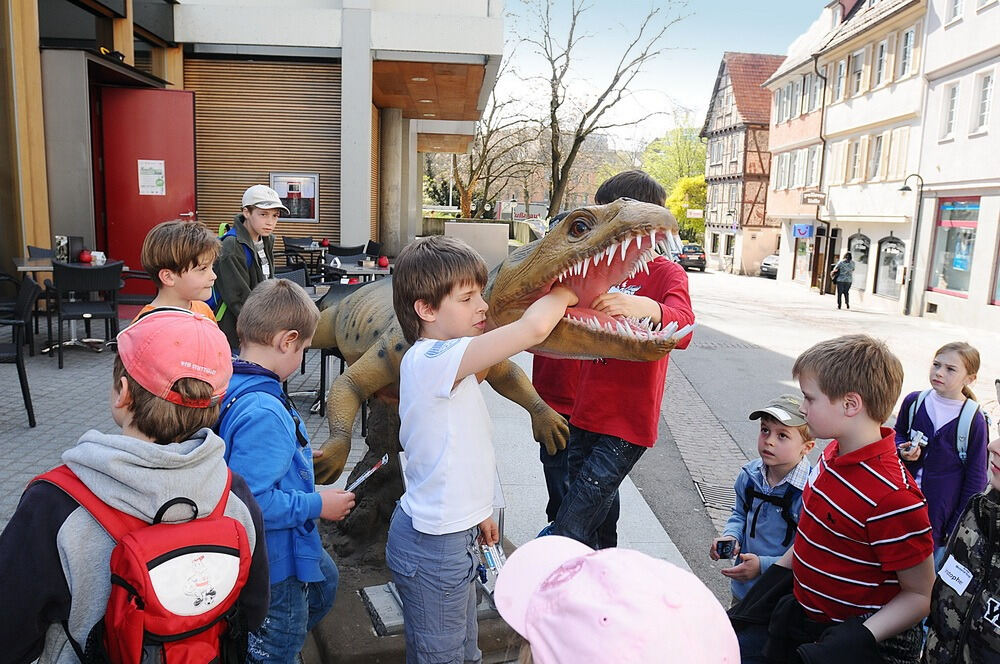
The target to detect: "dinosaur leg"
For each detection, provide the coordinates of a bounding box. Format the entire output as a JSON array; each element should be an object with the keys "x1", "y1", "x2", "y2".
[
  {"x1": 315, "y1": 330, "x2": 407, "y2": 484},
  {"x1": 484, "y1": 359, "x2": 569, "y2": 456}
]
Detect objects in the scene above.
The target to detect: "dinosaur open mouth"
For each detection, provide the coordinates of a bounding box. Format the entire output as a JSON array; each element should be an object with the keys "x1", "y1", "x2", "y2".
[{"x1": 544, "y1": 228, "x2": 687, "y2": 342}]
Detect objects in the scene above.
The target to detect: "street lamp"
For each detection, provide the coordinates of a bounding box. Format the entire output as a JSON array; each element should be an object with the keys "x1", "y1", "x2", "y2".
[{"x1": 900, "y1": 173, "x2": 925, "y2": 316}]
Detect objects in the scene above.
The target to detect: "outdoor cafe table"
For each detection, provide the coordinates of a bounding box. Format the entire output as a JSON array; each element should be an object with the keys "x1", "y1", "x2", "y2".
[{"x1": 326, "y1": 264, "x2": 391, "y2": 282}]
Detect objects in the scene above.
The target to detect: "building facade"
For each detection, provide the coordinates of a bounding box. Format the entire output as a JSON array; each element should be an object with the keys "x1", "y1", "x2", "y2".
[
  {"x1": 700, "y1": 52, "x2": 785, "y2": 275},
  {"x1": 909, "y1": 0, "x2": 999, "y2": 328},
  {"x1": 1, "y1": 0, "x2": 503, "y2": 274}
]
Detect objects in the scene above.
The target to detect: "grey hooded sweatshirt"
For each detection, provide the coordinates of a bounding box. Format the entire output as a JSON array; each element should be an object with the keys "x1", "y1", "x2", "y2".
[{"x1": 0, "y1": 428, "x2": 269, "y2": 664}]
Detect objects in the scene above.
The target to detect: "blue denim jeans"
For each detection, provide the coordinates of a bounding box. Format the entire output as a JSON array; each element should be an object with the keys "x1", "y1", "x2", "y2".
[
  {"x1": 247, "y1": 549, "x2": 339, "y2": 664},
  {"x1": 386, "y1": 505, "x2": 482, "y2": 664},
  {"x1": 539, "y1": 428, "x2": 570, "y2": 523},
  {"x1": 551, "y1": 424, "x2": 646, "y2": 549}
]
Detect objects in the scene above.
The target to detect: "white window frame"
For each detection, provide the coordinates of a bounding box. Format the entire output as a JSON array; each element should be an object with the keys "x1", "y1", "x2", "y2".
[
  {"x1": 773, "y1": 87, "x2": 783, "y2": 122},
  {"x1": 971, "y1": 70, "x2": 993, "y2": 134},
  {"x1": 776, "y1": 153, "x2": 789, "y2": 189},
  {"x1": 848, "y1": 140, "x2": 861, "y2": 181},
  {"x1": 874, "y1": 40, "x2": 888, "y2": 87},
  {"x1": 729, "y1": 183, "x2": 738, "y2": 207},
  {"x1": 788, "y1": 150, "x2": 799, "y2": 189},
  {"x1": 942, "y1": 82, "x2": 960, "y2": 140},
  {"x1": 791, "y1": 79, "x2": 802, "y2": 117},
  {"x1": 868, "y1": 134, "x2": 884, "y2": 180},
  {"x1": 978, "y1": 0, "x2": 998, "y2": 8},
  {"x1": 851, "y1": 49, "x2": 866, "y2": 96},
  {"x1": 834, "y1": 60, "x2": 846, "y2": 101},
  {"x1": 947, "y1": 0, "x2": 964, "y2": 23},
  {"x1": 783, "y1": 82, "x2": 794, "y2": 121},
  {"x1": 807, "y1": 146, "x2": 821, "y2": 187},
  {"x1": 898, "y1": 29, "x2": 915, "y2": 78},
  {"x1": 730, "y1": 133, "x2": 739, "y2": 162}
]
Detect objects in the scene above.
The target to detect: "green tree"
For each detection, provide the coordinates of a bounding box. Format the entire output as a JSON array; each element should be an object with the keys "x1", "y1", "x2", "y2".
[
  {"x1": 641, "y1": 127, "x2": 705, "y2": 195},
  {"x1": 665, "y1": 175, "x2": 706, "y2": 243}
]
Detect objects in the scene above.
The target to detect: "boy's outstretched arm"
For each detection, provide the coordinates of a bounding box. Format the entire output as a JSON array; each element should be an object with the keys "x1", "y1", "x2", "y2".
[
  {"x1": 456, "y1": 286, "x2": 578, "y2": 382},
  {"x1": 862, "y1": 555, "x2": 934, "y2": 641}
]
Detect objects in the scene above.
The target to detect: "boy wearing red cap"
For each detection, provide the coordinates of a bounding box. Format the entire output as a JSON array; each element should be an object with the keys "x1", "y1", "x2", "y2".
[{"x1": 0, "y1": 309, "x2": 270, "y2": 662}]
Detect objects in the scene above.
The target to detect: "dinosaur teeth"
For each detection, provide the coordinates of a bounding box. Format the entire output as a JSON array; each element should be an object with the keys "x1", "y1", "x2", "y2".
[
  {"x1": 581, "y1": 258, "x2": 589, "y2": 278},
  {"x1": 635, "y1": 234, "x2": 643, "y2": 251},
  {"x1": 649, "y1": 230, "x2": 657, "y2": 250},
  {"x1": 606, "y1": 245, "x2": 615, "y2": 266},
  {"x1": 593, "y1": 253, "x2": 602, "y2": 267},
  {"x1": 671, "y1": 323, "x2": 695, "y2": 341}
]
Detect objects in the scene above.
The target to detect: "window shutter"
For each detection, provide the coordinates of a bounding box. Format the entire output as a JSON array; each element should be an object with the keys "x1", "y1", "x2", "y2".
[
  {"x1": 830, "y1": 142, "x2": 845, "y2": 185},
  {"x1": 892, "y1": 126, "x2": 909, "y2": 180},
  {"x1": 878, "y1": 130, "x2": 891, "y2": 181},
  {"x1": 886, "y1": 129, "x2": 900, "y2": 180},
  {"x1": 885, "y1": 33, "x2": 897, "y2": 84},
  {"x1": 911, "y1": 21, "x2": 923, "y2": 78},
  {"x1": 861, "y1": 45, "x2": 873, "y2": 93},
  {"x1": 858, "y1": 135, "x2": 870, "y2": 180}
]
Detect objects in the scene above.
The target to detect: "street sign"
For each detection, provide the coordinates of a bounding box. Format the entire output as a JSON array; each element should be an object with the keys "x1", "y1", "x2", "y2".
[
  {"x1": 686, "y1": 209, "x2": 704, "y2": 219},
  {"x1": 801, "y1": 191, "x2": 827, "y2": 205}
]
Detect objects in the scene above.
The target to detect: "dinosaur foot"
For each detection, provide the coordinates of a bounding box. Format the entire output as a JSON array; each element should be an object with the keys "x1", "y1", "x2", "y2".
[{"x1": 314, "y1": 438, "x2": 351, "y2": 484}]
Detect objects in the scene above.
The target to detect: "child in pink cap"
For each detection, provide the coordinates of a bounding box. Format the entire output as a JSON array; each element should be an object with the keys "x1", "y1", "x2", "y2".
[{"x1": 495, "y1": 537, "x2": 739, "y2": 663}]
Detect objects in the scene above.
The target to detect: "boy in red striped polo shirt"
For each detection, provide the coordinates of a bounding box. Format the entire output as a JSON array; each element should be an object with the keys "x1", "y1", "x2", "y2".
[{"x1": 731, "y1": 335, "x2": 934, "y2": 664}]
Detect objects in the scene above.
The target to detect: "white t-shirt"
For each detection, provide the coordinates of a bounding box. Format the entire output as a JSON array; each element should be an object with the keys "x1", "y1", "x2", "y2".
[
  {"x1": 398, "y1": 337, "x2": 495, "y2": 535},
  {"x1": 925, "y1": 389, "x2": 964, "y2": 432}
]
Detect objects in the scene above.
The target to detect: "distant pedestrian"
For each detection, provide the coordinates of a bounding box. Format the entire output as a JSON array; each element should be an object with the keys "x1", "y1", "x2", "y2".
[{"x1": 830, "y1": 252, "x2": 854, "y2": 310}]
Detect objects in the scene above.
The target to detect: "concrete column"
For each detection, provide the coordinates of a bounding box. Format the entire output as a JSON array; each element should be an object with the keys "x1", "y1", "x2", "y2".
[
  {"x1": 400, "y1": 119, "x2": 419, "y2": 246},
  {"x1": 340, "y1": 2, "x2": 372, "y2": 246},
  {"x1": 379, "y1": 107, "x2": 403, "y2": 256}
]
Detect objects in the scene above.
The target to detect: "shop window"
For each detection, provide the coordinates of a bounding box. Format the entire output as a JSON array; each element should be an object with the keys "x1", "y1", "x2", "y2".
[
  {"x1": 133, "y1": 35, "x2": 155, "y2": 76},
  {"x1": 848, "y1": 233, "x2": 871, "y2": 290},
  {"x1": 711, "y1": 233, "x2": 720, "y2": 254},
  {"x1": 725, "y1": 234, "x2": 735, "y2": 257},
  {"x1": 874, "y1": 236, "x2": 904, "y2": 298},
  {"x1": 794, "y1": 238, "x2": 813, "y2": 283},
  {"x1": 928, "y1": 197, "x2": 980, "y2": 297}
]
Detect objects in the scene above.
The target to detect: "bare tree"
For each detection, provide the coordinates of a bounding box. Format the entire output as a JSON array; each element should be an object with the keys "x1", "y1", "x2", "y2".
[{"x1": 522, "y1": 0, "x2": 686, "y2": 216}]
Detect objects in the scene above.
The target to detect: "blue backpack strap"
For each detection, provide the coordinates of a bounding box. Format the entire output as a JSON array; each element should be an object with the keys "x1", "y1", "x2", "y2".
[
  {"x1": 956, "y1": 398, "x2": 980, "y2": 464},
  {"x1": 216, "y1": 380, "x2": 309, "y2": 448}
]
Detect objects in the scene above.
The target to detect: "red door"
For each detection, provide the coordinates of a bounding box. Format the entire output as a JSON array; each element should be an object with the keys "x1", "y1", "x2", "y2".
[{"x1": 100, "y1": 87, "x2": 196, "y2": 294}]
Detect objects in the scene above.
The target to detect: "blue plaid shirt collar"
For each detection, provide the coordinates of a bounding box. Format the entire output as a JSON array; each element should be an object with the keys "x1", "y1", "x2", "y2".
[{"x1": 753, "y1": 456, "x2": 811, "y2": 492}]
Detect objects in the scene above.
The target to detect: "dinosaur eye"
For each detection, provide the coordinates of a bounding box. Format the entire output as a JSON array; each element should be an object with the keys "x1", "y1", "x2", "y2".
[{"x1": 568, "y1": 218, "x2": 590, "y2": 238}]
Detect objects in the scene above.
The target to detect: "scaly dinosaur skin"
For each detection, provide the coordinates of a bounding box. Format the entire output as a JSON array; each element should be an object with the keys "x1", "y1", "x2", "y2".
[{"x1": 312, "y1": 199, "x2": 682, "y2": 483}]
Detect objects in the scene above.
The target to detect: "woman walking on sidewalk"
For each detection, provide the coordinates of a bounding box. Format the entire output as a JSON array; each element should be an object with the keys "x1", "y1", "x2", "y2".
[{"x1": 830, "y1": 252, "x2": 854, "y2": 310}]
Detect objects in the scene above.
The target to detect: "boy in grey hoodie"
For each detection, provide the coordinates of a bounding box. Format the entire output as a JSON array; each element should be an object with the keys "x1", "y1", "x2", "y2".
[{"x1": 0, "y1": 308, "x2": 269, "y2": 664}]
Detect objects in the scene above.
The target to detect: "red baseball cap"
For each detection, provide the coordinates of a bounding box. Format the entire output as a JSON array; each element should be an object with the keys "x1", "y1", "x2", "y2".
[{"x1": 117, "y1": 308, "x2": 233, "y2": 408}]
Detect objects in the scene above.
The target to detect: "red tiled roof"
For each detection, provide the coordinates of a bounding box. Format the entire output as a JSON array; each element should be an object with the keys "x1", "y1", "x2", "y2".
[{"x1": 725, "y1": 52, "x2": 786, "y2": 126}]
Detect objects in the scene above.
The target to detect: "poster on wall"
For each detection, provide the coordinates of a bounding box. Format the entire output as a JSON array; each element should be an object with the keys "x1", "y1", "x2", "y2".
[
  {"x1": 138, "y1": 159, "x2": 166, "y2": 196},
  {"x1": 270, "y1": 172, "x2": 319, "y2": 222}
]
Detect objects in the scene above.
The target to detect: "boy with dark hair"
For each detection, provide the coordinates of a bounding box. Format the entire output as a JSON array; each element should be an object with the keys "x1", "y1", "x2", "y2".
[
  {"x1": 0, "y1": 309, "x2": 269, "y2": 662},
  {"x1": 550, "y1": 169, "x2": 695, "y2": 549},
  {"x1": 139, "y1": 219, "x2": 221, "y2": 319},
  {"x1": 387, "y1": 235, "x2": 577, "y2": 663},
  {"x1": 732, "y1": 334, "x2": 935, "y2": 664},
  {"x1": 214, "y1": 185, "x2": 288, "y2": 348},
  {"x1": 217, "y1": 279, "x2": 355, "y2": 664}
]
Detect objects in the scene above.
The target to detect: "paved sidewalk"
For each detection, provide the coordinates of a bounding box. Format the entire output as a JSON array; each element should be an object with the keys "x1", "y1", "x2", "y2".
[{"x1": 0, "y1": 324, "x2": 687, "y2": 574}]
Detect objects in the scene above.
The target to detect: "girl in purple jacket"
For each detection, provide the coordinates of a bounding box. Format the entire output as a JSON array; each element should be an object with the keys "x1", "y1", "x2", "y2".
[{"x1": 894, "y1": 341, "x2": 989, "y2": 565}]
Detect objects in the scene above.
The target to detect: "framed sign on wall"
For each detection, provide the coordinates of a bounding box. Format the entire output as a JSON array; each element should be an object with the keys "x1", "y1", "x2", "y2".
[{"x1": 270, "y1": 172, "x2": 319, "y2": 222}]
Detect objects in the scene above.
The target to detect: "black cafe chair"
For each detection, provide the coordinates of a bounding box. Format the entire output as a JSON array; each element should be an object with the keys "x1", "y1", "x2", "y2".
[
  {"x1": 50, "y1": 260, "x2": 124, "y2": 369},
  {"x1": 1, "y1": 276, "x2": 42, "y2": 426},
  {"x1": 27, "y1": 245, "x2": 55, "y2": 334}
]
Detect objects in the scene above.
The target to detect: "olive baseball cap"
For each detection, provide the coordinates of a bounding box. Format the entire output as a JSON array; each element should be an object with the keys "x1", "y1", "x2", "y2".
[{"x1": 749, "y1": 394, "x2": 807, "y2": 427}]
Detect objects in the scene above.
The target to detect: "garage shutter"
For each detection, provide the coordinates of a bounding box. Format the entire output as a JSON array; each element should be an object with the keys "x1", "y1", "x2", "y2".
[
  {"x1": 370, "y1": 104, "x2": 380, "y2": 241},
  {"x1": 183, "y1": 59, "x2": 343, "y2": 243}
]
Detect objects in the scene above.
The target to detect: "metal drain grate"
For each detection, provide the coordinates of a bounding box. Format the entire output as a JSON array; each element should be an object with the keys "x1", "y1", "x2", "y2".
[{"x1": 693, "y1": 481, "x2": 737, "y2": 511}]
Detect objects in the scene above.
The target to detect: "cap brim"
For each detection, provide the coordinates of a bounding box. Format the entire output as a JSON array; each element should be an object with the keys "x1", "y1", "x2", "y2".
[
  {"x1": 252, "y1": 202, "x2": 290, "y2": 214},
  {"x1": 749, "y1": 406, "x2": 806, "y2": 426},
  {"x1": 494, "y1": 536, "x2": 593, "y2": 638}
]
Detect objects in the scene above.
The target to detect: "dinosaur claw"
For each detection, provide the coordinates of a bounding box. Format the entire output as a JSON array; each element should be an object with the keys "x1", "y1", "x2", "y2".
[{"x1": 314, "y1": 437, "x2": 352, "y2": 484}]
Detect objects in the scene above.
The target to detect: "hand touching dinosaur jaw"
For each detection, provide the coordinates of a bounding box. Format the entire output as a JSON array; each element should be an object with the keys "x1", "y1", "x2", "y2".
[
  {"x1": 311, "y1": 199, "x2": 687, "y2": 483},
  {"x1": 485, "y1": 198, "x2": 684, "y2": 362}
]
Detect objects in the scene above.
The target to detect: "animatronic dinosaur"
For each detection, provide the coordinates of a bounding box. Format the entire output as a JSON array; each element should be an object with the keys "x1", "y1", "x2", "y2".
[{"x1": 310, "y1": 198, "x2": 691, "y2": 483}]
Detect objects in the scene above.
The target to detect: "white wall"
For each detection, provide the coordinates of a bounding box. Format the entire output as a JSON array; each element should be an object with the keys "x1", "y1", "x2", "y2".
[
  {"x1": 824, "y1": 75, "x2": 923, "y2": 135},
  {"x1": 174, "y1": 3, "x2": 343, "y2": 47},
  {"x1": 371, "y1": 12, "x2": 503, "y2": 56},
  {"x1": 923, "y1": 0, "x2": 1000, "y2": 73}
]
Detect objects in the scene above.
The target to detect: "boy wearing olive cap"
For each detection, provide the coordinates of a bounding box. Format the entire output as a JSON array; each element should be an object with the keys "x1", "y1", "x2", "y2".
[{"x1": 710, "y1": 394, "x2": 814, "y2": 601}]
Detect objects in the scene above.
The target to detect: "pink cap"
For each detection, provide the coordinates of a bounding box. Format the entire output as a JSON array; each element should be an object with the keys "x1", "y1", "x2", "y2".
[
  {"x1": 494, "y1": 537, "x2": 739, "y2": 664},
  {"x1": 117, "y1": 309, "x2": 233, "y2": 408}
]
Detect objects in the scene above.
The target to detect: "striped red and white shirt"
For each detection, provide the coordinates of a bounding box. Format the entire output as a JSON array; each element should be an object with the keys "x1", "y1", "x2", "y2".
[{"x1": 793, "y1": 428, "x2": 933, "y2": 623}]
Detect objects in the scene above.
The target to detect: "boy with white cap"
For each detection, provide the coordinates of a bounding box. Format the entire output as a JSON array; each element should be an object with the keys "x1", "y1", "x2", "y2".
[
  {"x1": 495, "y1": 536, "x2": 738, "y2": 663},
  {"x1": 710, "y1": 394, "x2": 814, "y2": 602},
  {"x1": 215, "y1": 184, "x2": 288, "y2": 348},
  {"x1": 0, "y1": 309, "x2": 269, "y2": 661}
]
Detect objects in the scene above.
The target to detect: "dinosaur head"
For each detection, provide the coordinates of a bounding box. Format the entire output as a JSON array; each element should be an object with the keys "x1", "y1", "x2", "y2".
[{"x1": 484, "y1": 198, "x2": 683, "y2": 362}]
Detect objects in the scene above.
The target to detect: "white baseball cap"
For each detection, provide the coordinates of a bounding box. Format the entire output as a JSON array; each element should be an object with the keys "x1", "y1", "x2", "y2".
[{"x1": 241, "y1": 185, "x2": 289, "y2": 214}]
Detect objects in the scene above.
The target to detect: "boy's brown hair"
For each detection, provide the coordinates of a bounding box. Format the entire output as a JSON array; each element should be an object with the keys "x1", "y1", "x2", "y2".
[
  {"x1": 758, "y1": 413, "x2": 812, "y2": 446},
  {"x1": 141, "y1": 220, "x2": 221, "y2": 288},
  {"x1": 392, "y1": 235, "x2": 488, "y2": 345},
  {"x1": 594, "y1": 170, "x2": 666, "y2": 206},
  {"x1": 237, "y1": 279, "x2": 320, "y2": 347},
  {"x1": 112, "y1": 355, "x2": 219, "y2": 444},
  {"x1": 792, "y1": 334, "x2": 903, "y2": 423}
]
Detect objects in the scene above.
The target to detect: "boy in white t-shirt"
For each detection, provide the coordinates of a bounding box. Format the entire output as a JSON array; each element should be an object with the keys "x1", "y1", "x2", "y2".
[{"x1": 386, "y1": 235, "x2": 577, "y2": 663}]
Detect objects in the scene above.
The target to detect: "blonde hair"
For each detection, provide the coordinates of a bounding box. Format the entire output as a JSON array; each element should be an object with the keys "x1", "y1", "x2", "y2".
[
  {"x1": 113, "y1": 355, "x2": 220, "y2": 444},
  {"x1": 237, "y1": 279, "x2": 320, "y2": 347},
  {"x1": 759, "y1": 413, "x2": 812, "y2": 447},
  {"x1": 392, "y1": 235, "x2": 488, "y2": 344},
  {"x1": 141, "y1": 220, "x2": 220, "y2": 287},
  {"x1": 935, "y1": 341, "x2": 980, "y2": 401},
  {"x1": 792, "y1": 334, "x2": 903, "y2": 423}
]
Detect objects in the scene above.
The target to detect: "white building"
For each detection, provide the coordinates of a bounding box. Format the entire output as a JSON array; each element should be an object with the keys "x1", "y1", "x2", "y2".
[{"x1": 909, "y1": 0, "x2": 1000, "y2": 328}]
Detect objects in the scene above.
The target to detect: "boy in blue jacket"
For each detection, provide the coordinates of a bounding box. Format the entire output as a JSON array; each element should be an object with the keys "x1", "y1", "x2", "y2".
[
  {"x1": 710, "y1": 394, "x2": 814, "y2": 602},
  {"x1": 217, "y1": 279, "x2": 356, "y2": 664}
]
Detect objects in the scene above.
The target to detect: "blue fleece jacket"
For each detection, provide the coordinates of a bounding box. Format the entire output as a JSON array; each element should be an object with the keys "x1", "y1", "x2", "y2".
[
  {"x1": 217, "y1": 363, "x2": 326, "y2": 584},
  {"x1": 894, "y1": 390, "x2": 989, "y2": 547},
  {"x1": 722, "y1": 458, "x2": 808, "y2": 600}
]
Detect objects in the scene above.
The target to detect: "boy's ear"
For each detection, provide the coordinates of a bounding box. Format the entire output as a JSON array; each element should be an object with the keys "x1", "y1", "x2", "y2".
[
  {"x1": 158, "y1": 268, "x2": 176, "y2": 286},
  {"x1": 414, "y1": 299, "x2": 436, "y2": 323},
  {"x1": 843, "y1": 391, "x2": 864, "y2": 417},
  {"x1": 113, "y1": 376, "x2": 133, "y2": 409},
  {"x1": 802, "y1": 439, "x2": 816, "y2": 456},
  {"x1": 276, "y1": 329, "x2": 300, "y2": 351}
]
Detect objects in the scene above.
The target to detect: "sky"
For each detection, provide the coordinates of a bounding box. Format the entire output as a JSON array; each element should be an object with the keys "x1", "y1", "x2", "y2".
[{"x1": 499, "y1": 0, "x2": 827, "y2": 148}]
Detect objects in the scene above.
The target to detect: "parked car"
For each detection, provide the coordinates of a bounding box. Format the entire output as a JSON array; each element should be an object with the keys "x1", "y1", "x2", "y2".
[
  {"x1": 678, "y1": 244, "x2": 706, "y2": 271},
  {"x1": 759, "y1": 254, "x2": 779, "y2": 278}
]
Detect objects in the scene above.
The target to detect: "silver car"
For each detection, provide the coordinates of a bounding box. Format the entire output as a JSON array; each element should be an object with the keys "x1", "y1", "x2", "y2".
[{"x1": 759, "y1": 254, "x2": 779, "y2": 278}]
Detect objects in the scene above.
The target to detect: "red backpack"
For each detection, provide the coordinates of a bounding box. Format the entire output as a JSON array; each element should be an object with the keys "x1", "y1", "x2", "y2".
[{"x1": 34, "y1": 465, "x2": 253, "y2": 664}]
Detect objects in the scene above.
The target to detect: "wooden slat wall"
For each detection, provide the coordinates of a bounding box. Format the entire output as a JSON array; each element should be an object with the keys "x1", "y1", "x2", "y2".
[
  {"x1": 183, "y1": 59, "x2": 343, "y2": 245},
  {"x1": 370, "y1": 104, "x2": 379, "y2": 241}
]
